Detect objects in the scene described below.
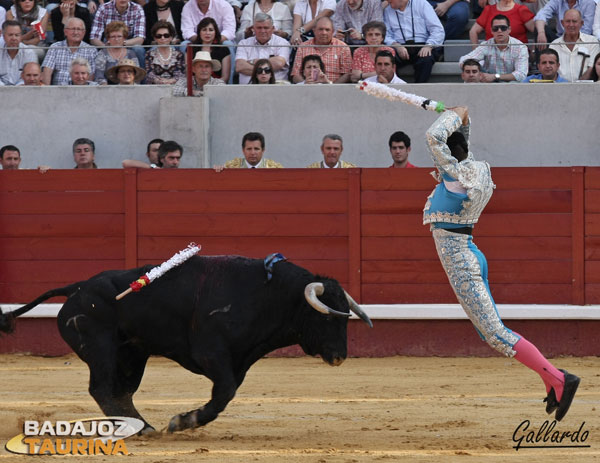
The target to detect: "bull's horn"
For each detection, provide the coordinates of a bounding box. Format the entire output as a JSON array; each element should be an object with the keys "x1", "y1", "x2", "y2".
[
  {"x1": 304, "y1": 283, "x2": 351, "y2": 318},
  {"x1": 344, "y1": 291, "x2": 373, "y2": 328}
]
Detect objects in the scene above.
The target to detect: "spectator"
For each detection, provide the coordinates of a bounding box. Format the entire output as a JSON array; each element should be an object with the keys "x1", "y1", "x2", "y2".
[
  {"x1": 459, "y1": 14, "x2": 528, "y2": 82},
  {"x1": 94, "y1": 21, "x2": 139, "y2": 85},
  {"x1": 6, "y1": 0, "x2": 48, "y2": 54},
  {"x1": 105, "y1": 57, "x2": 146, "y2": 84},
  {"x1": 216, "y1": 132, "x2": 283, "y2": 169},
  {"x1": 523, "y1": 47, "x2": 569, "y2": 81},
  {"x1": 307, "y1": 134, "x2": 356, "y2": 168},
  {"x1": 237, "y1": 0, "x2": 293, "y2": 42},
  {"x1": 122, "y1": 138, "x2": 166, "y2": 168},
  {"x1": 143, "y1": 0, "x2": 183, "y2": 46},
  {"x1": 249, "y1": 57, "x2": 276, "y2": 83},
  {"x1": 0, "y1": 145, "x2": 21, "y2": 170},
  {"x1": 181, "y1": 0, "x2": 236, "y2": 43},
  {"x1": 428, "y1": 0, "x2": 469, "y2": 41},
  {"x1": 0, "y1": 7, "x2": 5, "y2": 30},
  {"x1": 296, "y1": 53, "x2": 332, "y2": 83},
  {"x1": 351, "y1": 20, "x2": 395, "y2": 82},
  {"x1": 236, "y1": 12, "x2": 290, "y2": 84},
  {"x1": 580, "y1": 51, "x2": 600, "y2": 80},
  {"x1": 364, "y1": 49, "x2": 407, "y2": 83},
  {"x1": 290, "y1": 0, "x2": 335, "y2": 45},
  {"x1": 146, "y1": 138, "x2": 164, "y2": 164},
  {"x1": 549, "y1": 9, "x2": 600, "y2": 81},
  {"x1": 291, "y1": 17, "x2": 352, "y2": 83},
  {"x1": 192, "y1": 17, "x2": 230, "y2": 81},
  {"x1": 90, "y1": 0, "x2": 146, "y2": 66},
  {"x1": 333, "y1": 0, "x2": 383, "y2": 46},
  {"x1": 42, "y1": 17, "x2": 97, "y2": 85},
  {"x1": 69, "y1": 56, "x2": 98, "y2": 84},
  {"x1": 157, "y1": 140, "x2": 183, "y2": 168},
  {"x1": 383, "y1": 0, "x2": 445, "y2": 83},
  {"x1": 50, "y1": 0, "x2": 92, "y2": 44},
  {"x1": 73, "y1": 138, "x2": 97, "y2": 169},
  {"x1": 172, "y1": 50, "x2": 225, "y2": 96},
  {"x1": 534, "y1": 0, "x2": 595, "y2": 47},
  {"x1": 145, "y1": 20, "x2": 185, "y2": 84},
  {"x1": 469, "y1": 0, "x2": 534, "y2": 46},
  {"x1": 0, "y1": 20, "x2": 37, "y2": 86},
  {"x1": 461, "y1": 57, "x2": 481, "y2": 82},
  {"x1": 388, "y1": 131, "x2": 416, "y2": 168},
  {"x1": 20, "y1": 61, "x2": 43, "y2": 85}
]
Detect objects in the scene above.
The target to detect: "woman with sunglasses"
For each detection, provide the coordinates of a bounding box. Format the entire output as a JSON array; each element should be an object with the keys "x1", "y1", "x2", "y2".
[
  {"x1": 95, "y1": 21, "x2": 140, "y2": 85},
  {"x1": 7, "y1": 0, "x2": 48, "y2": 53},
  {"x1": 249, "y1": 58, "x2": 276, "y2": 83},
  {"x1": 192, "y1": 17, "x2": 231, "y2": 81},
  {"x1": 145, "y1": 20, "x2": 185, "y2": 84},
  {"x1": 469, "y1": 0, "x2": 534, "y2": 47}
]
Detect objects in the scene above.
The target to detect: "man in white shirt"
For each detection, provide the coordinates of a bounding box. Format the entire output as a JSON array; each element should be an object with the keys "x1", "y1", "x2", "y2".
[
  {"x1": 0, "y1": 20, "x2": 37, "y2": 86},
  {"x1": 235, "y1": 12, "x2": 290, "y2": 84},
  {"x1": 549, "y1": 8, "x2": 600, "y2": 81},
  {"x1": 364, "y1": 49, "x2": 407, "y2": 83}
]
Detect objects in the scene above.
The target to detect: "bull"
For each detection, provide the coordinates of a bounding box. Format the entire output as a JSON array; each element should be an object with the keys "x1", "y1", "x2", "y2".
[{"x1": 0, "y1": 255, "x2": 372, "y2": 433}]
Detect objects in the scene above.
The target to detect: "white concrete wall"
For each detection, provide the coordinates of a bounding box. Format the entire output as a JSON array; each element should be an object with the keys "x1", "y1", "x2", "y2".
[{"x1": 1, "y1": 83, "x2": 597, "y2": 170}]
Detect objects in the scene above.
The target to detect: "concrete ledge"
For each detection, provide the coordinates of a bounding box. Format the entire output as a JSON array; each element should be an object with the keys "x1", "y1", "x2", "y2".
[{"x1": 7, "y1": 303, "x2": 600, "y2": 320}]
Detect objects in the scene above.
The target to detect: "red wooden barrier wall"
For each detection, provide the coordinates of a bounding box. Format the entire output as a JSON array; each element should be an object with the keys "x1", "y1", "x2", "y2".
[{"x1": 0, "y1": 167, "x2": 597, "y2": 306}]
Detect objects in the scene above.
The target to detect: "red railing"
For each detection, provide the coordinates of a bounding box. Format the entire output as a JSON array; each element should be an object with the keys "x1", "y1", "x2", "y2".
[{"x1": 1, "y1": 167, "x2": 598, "y2": 306}]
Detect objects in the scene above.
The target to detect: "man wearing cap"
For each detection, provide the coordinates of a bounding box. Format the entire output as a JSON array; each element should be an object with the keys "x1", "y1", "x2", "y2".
[
  {"x1": 172, "y1": 51, "x2": 225, "y2": 96},
  {"x1": 42, "y1": 17, "x2": 97, "y2": 85},
  {"x1": 105, "y1": 58, "x2": 146, "y2": 84},
  {"x1": 306, "y1": 134, "x2": 356, "y2": 168},
  {"x1": 215, "y1": 132, "x2": 283, "y2": 170},
  {"x1": 235, "y1": 12, "x2": 290, "y2": 84}
]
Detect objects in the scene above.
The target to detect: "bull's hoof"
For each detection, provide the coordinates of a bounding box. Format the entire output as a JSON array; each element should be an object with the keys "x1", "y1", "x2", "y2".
[
  {"x1": 138, "y1": 424, "x2": 157, "y2": 436},
  {"x1": 167, "y1": 411, "x2": 196, "y2": 433}
]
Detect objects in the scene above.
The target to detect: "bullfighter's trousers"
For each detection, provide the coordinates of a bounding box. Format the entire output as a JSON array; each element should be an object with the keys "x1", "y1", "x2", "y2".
[{"x1": 432, "y1": 228, "x2": 520, "y2": 357}]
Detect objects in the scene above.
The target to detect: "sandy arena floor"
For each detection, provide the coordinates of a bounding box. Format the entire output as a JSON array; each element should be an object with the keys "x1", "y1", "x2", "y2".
[{"x1": 0, "y1": 354, "x2": 598, "y2": 462}]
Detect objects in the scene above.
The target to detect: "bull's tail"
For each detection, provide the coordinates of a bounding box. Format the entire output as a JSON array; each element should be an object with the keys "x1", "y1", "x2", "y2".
[{"x1": 0, "y1": 282, "x2": 82, "y2": 335}]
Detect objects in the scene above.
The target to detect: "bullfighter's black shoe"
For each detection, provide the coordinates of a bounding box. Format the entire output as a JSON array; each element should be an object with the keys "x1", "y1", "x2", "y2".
[
  {"x1": 555, "y1": 369, "x2": 580, "y2": 421},
  {"x1": 543, "y1": 388, "x2": 559, "y2": 415}
]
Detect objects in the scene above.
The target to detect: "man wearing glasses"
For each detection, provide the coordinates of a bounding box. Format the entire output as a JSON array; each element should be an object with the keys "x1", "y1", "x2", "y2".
[
  {"x1": 458, "y1": 14, "x2": 528, "y2": 82},
  {"x1": 235, "y1": 12, "x2": 290, "y2": 84},
  {"x1": 42, "y1": 17, "x2": 97, "y2": 85}
]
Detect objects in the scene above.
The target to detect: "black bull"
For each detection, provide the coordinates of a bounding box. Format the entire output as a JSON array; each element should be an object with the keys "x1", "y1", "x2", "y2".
[{"x1": 0, "y1": 255, "x2": 372, "y2": 433}]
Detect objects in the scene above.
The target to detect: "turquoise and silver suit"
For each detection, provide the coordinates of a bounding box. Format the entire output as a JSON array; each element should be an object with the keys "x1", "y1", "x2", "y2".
[{"x1": 423, "y1": 111, "x2": 520, "y2": 357}]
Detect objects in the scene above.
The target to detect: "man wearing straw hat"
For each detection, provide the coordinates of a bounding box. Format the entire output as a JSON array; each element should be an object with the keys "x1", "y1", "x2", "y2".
[
  {"x1": 105, "y1": 57, "x2": 146, "y2": 84},
  {"x1": 172, "y1": 50, "x2": 224, "y2": 96}
]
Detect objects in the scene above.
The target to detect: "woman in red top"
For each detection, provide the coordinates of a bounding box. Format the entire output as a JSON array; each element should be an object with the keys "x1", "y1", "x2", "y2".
[{"x1": 469, "y1": 0, "x2": 534, "y2": 46}]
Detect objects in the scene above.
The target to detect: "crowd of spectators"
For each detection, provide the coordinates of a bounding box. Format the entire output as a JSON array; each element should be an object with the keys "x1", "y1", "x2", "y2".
[
  {"x1": 0, "y1": 129, "x2": 419, "y2": 170},
  {"x1": 1, "y1": 0, "x2": 600, "y2": 87}
]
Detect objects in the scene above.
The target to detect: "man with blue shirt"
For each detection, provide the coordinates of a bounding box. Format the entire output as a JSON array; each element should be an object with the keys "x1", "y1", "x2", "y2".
[
  {"x1": 424, "y1": 105, "x2": 580, "y2": 422},
  {"x1": 382, "y1": 0, "x2": 444, "y2": 82},
  {"x1": 523, "y1": 48, "x2": 569, "y2": 82}
]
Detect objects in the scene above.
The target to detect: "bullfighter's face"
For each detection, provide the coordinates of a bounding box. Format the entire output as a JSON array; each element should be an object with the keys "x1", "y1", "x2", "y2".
[{"x1": 242, "y1": 140, "x2": 264, "y2": 167}]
